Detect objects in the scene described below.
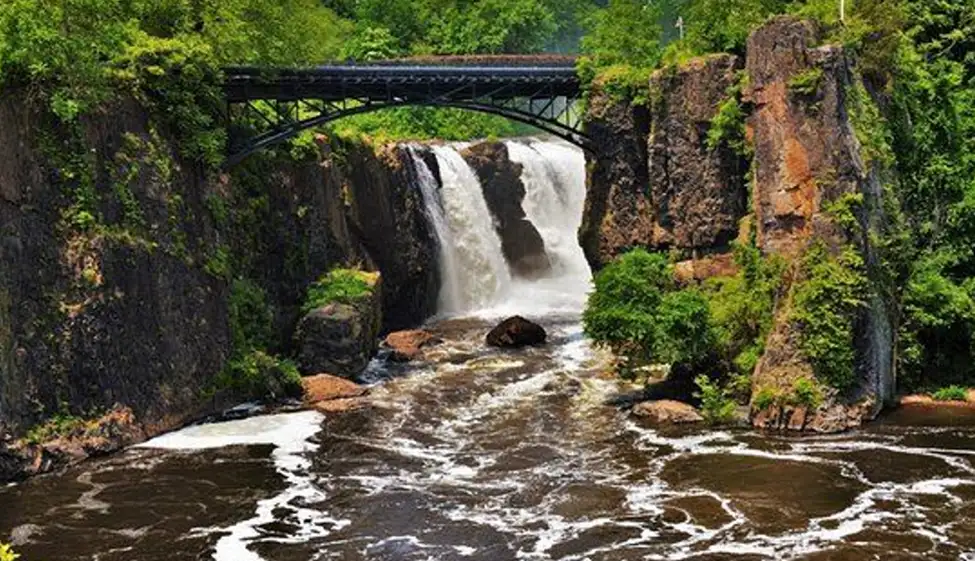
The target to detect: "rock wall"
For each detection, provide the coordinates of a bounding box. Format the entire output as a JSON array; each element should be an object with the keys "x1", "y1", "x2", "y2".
[
  {"x1": 0, "y1": 95, "x2": 232, "y2": 457},
  {"x1": 579, "y1": 82, "x2": 651, "y2": 270},
  {"x1": 580, "y1": 16, "x2": 896, "y2": 431},
  {"x1": 647, "y1": 54, "x2": 748, "y2": 255},
  {"x1": 745, "y1": 16, "x2": 895, "y2": 430},
  {"x1": 344, "y1": 145, "x2": 440, "y2": 331},
  {"x1": 0, "y1": 94, "x2": 439, "y2": 479},
  {"x1": 580, "y1": 55, "x2": 748, "y2": 272},
  {"x1": 461, "y1": 142, "x2": 550, "y2": 278}
]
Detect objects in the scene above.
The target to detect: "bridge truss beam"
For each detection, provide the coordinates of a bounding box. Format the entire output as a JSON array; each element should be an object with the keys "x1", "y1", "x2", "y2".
[{"x1": 222, "y1": 65, "x2": 591, "y2": 167}]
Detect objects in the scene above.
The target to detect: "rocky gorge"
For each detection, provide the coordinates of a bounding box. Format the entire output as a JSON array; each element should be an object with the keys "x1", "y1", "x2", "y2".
[{"x1": 0, "y1": 15, "x2": 948, "y2": 483}]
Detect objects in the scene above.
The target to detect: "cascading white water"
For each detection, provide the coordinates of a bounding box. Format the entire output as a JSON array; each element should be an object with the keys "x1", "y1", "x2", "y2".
[
  {"x1": 429, "y1": 145, "x2": 512, "y2": 315},
  {"x1": 406, "y1": 147, "x2": 464, "y2": 313},
  {"x1": 502, "y1": 140, "x2": 591, "y2": 316},
  {"x1": 407, "y1": 139, "x2": 590, "y2": 318}
]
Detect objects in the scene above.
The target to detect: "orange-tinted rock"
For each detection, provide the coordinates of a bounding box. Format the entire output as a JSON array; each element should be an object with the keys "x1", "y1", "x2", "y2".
[
  {"x1": 384, "y1": 329, "x2": 441, "y2": 362},
  {"x1": 673, "y1": 253, "x2": 738, "y2": 283},
  {"x1": 632, "y1": 400, "x2": 704, "y2": 424},
  {"x1": 301, "y1": 373, "x2": 367, "y2": 405},
  {"x1": 746, "y1": 16, "x2": 895, "y2": 431},
  {"x1": 312, "y1": 397, "x2": 368, "y2": 413},
  {"x1": 0, "y1": 406, "x2": 146, "y2": 481}
]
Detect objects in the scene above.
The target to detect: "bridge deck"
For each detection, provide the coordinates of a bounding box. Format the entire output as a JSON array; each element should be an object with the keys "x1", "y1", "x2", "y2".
[{"x1": 224, "y1": 65, "x2": 581, "y2": 103}]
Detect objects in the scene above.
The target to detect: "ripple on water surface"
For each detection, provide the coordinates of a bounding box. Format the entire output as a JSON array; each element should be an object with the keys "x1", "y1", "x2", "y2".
[{"x1": 3, "y1": 323, "x2": 975, "y2": 560}]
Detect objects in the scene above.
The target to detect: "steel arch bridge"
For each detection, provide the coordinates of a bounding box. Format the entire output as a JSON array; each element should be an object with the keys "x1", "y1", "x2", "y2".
[{"x1": 222, "y1": 61, "x2": 590, "y2": 167}]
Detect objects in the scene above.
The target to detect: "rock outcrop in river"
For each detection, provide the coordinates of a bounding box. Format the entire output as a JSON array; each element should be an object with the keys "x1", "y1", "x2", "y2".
[
  {"x1": 580, "y1": 16, "x2": 896, "y2": 431},
  {"x1": 462, "y1": 142, "x2": 551, "y2": 278},
  {"x1": 745, "y1": 17, "x2": 895, "y2": 431}
]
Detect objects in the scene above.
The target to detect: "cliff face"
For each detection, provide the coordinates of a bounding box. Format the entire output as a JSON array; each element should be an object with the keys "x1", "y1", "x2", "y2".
[
  {"x1": 461, "y1": 142, "x2": 550, "y2": 278},
  {"x1": 580, "y1": 55, "x2": 748, "y2": 273},
  {"x1": 647, "y1": 54, "x2": 748, "y2": 255},
  {"x1": 0, "y1": 96, "x2": 232, "y2": 453},
  {"x1": 579, "y1": 83, "x2": 651, "y2": 270},
  {"x1": 745, "y1": 17, "x2": 895, "y2": 430},
  {"x1": 581, "y1": 16, "x2": 896, "y2": 431},
  {"x1": 344, "y1": 145, "x2": 440, "y2": 331},
  {"x1": 0, "y1": 94, "x2": 439, "y2": 479}
]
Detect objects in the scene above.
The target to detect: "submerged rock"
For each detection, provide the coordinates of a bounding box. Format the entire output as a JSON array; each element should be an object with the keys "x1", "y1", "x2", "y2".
[
  {"x1": 485, "y1": 316, "x2": 547, "y2": 348},
  {"x1": 383, "y1": 329, "x2": 442, "y2": 362},
  {"x1": 632, "y1": 400, "x2": 704, "y2": 425}
]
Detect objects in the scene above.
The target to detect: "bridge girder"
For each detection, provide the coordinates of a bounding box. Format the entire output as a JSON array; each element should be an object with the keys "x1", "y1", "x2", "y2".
[{"x1": 222, "y1": 65, "x2": 592, "y2": 168}]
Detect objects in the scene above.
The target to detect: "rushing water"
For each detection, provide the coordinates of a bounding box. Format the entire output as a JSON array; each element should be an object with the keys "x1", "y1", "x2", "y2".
[{"x1": 3, "y1": 139, "x2": 975, "y2": 560}]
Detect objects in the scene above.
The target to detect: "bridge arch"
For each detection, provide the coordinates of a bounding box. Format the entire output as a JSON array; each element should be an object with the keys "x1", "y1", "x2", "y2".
[{"x1": 222, "y1": 63, "x2": 592, "y2": 168}]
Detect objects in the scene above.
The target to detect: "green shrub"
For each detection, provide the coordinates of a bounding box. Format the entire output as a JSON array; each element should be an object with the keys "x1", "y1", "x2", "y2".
[
  {"x1": 215, "y1": 350, "x2": 302, "y2": 400},
  {"x1": 704, "y1": 243, "x2": 786, "y2": 377},
  {"x1": 229, "y1": 279, "x2": 275, "y2": 353},
  {"x1": 753, "y1": 387, "x2": 779, "y2": 411},
  {"x1": 931, "y1": 385, "x2": 969, "y2": 402},
  {"x1": 583, "y1": 249, "x2": 714, "y2": 375},
  {"x1": 303, "y1": 268, "x2": 378, "y2": 314},
  {"x1": 24, "y1": 413, "x2": 93, "y2": 445},
  {"x1": 0, "y1": 543, "x2": 19, "y2": 561},
  {"x1": 707, "y1": 94, "x2": 747, "y2": 153},
  {"x1": 788, "y1": 67, "x2": 824, "y2": 96},
  {"x1": 790, "y1": 377, "x2": 825, "y2": 410},
  {"x1": 694, "y1": 375, "x2": 738, "y2": 425}
]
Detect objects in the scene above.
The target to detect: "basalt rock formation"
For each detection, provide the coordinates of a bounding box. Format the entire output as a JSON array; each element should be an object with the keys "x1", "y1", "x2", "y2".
[
  {"x1": 745, "y1": 17, "x2": 895, "y2": 431},
  {"x1": 0, "y1": 93, "x2": 439, "y2": 480},
  {"x1": 296, "y1": 274, "x2": 382, "y2": 379},
  {"x1": 462, "y1": 142, "x2": 550, "y2": 278},
  {"x1": 581, "y1": 16, "x2": 896, "y2": 431},
  {"x1": 580, "y1": 54, "x2": 748, "y2": 272},
  {"x1": 648, "y1": 54, "x2": 748, "y2": 255},
  {"x1": 579, "y1": 79, "x2": 651, "y2": 270}
]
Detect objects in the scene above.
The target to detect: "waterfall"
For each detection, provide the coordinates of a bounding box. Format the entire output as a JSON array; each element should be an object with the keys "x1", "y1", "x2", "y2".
[
  {"x1": 503, "y1": 140, "x2": 591, "y2": 315},
  {"x1": 407, "y1": 139, "x2": 590, "y2": 318},
  {"x1": 429, "y1": 145, "x2": 512, "y2": 314},
  {"x1": 406, "y1": 147, "x2": 463, "y2": 313}
]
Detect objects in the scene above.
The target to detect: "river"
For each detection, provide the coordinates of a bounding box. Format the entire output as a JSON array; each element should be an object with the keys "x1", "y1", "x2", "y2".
[{"x1": 2, "y1": 140, "x2": 974, "y2": 560}]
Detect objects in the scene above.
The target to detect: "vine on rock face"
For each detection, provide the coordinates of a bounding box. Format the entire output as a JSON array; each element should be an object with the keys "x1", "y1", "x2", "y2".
[{"x1": 791, "y1": 242, "x2": 869, "y2": 393}]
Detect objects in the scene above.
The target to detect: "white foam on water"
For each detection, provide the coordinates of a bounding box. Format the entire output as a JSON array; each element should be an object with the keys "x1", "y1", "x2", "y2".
[{"x1": 139, "y1": 411, "x2": 348, "y2": 561}]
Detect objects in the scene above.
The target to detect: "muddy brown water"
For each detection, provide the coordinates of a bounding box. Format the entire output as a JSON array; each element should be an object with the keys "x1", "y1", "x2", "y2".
[{"x1": 2, "y1": 318, "x2": 975, "y2": 560}]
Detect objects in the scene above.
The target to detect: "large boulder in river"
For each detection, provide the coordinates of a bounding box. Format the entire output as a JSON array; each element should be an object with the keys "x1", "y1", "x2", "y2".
[
  {"x1": 461, "y1": 142, "x2": 551, "y2": 278},
  {"x1": 295, "y1": 272, "x2": 382, "y2": 379},
  {"x1": 486, "y1": 316, "x2": 547, "y2": 348},
  {"x1": 632, "y1": 400, "x2": 704, "y2": 425}
]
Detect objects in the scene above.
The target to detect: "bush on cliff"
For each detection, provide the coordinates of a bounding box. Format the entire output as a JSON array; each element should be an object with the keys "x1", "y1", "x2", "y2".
[
  {"x1": 790, "y1": 243, "x2": 869, "y2": 393},
  {"x1": 303, "y1": 268, "x2": 380, "y2": 314},
  {"x1": 704, "y1": 243, "x2": 786, "y2": 376},
  {"x1": 214, "y1": 279, "x2": 301, "y2": 400},
  {"x1": 583, "y1": 249, "x2": 714, "y2": 376}
]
